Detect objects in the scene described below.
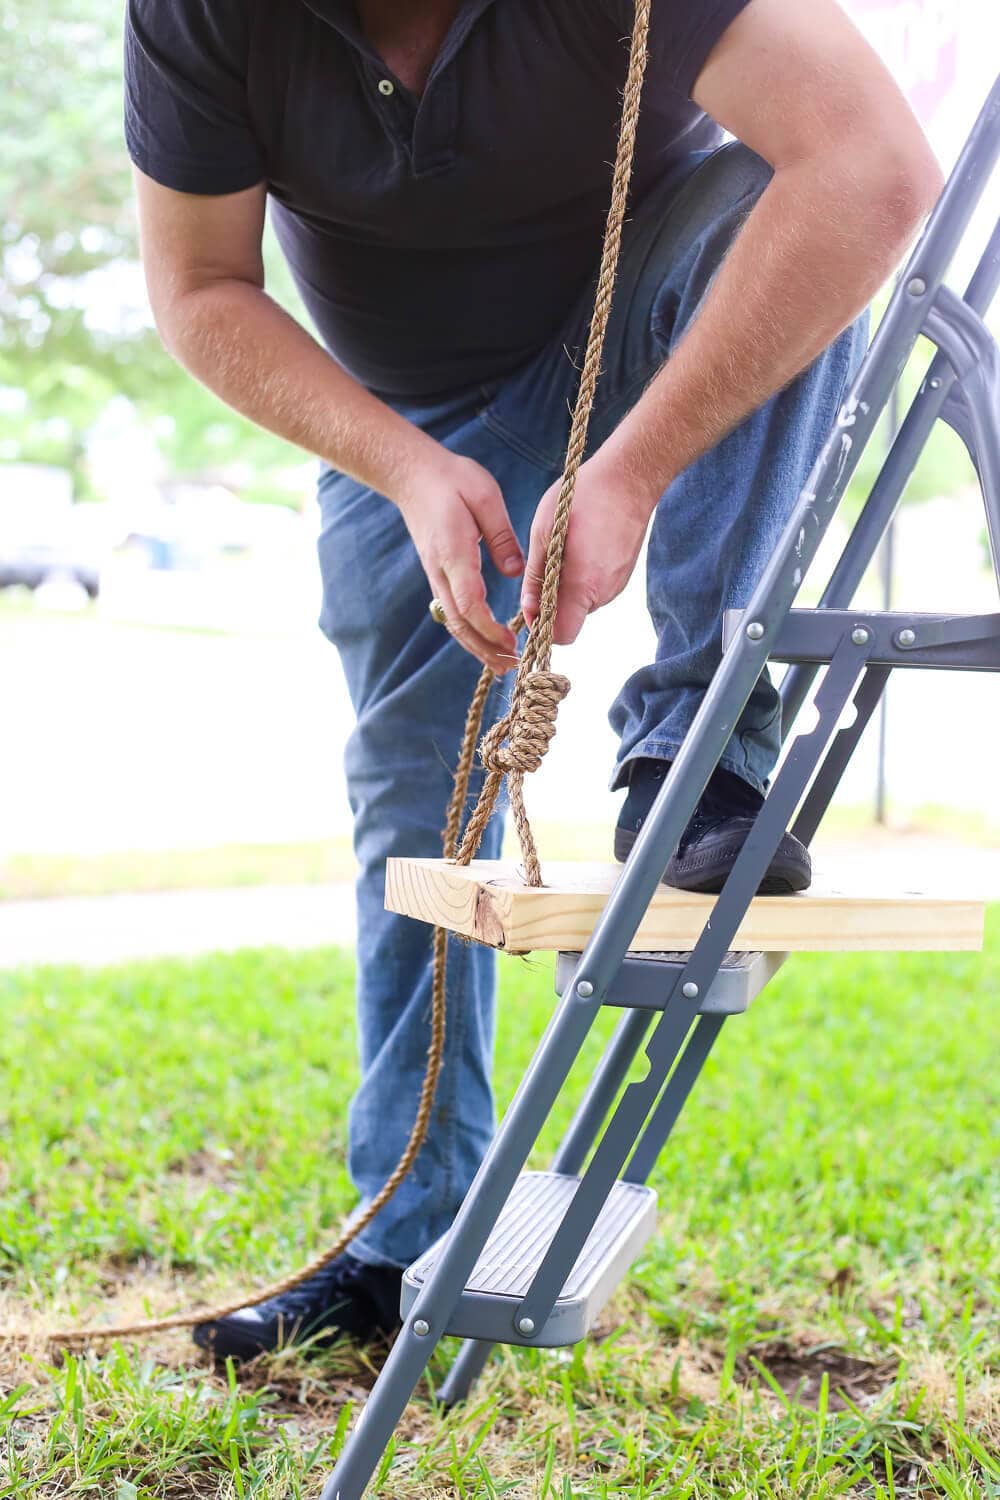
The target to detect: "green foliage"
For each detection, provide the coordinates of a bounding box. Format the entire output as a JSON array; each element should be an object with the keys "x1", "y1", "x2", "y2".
[
  {"x1": 0, "y1": 0, "x2": 302, "y2": 498},
  {"x1": 1, "y1": 917, "x2": 998, "y2": 1494},
  {"x1": 844, "y1": 334, "x2": 979, "y2": 517}
]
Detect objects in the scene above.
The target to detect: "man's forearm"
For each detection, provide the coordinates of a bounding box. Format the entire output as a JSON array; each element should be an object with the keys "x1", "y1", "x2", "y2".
[
  {"x1": 153, "y1": 267, "x2": 526, "y2": 670},
  {"x1": 156, "y1": 278, "x2": 440, "y2": 504},
  {"x1": 601, "y1": 150, "x2": 940, "y2": 509}
]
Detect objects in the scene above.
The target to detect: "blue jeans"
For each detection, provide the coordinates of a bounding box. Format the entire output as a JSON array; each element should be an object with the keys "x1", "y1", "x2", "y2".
[{"x1": 316, "y1": 142, "x2": 868, "y2": 1268}]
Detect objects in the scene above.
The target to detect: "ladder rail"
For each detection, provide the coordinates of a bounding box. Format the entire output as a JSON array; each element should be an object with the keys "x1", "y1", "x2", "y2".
[
  {"x1": 511, "y1": 634, "x2": 870, "y2": 1333},
  {"x1": 550, "y1": 1008, "x2": 653, "y2": 1176},
  {"x1": 436, "y1": 1006, "x2": 652, "y2": 1408},
  {"x1": 780, "y1": 210, "x2": 1000, "y2": 727},
  {"x1": 623, "y1": 1013, "x2": 726, "y2": 1186},
  {"x1": 924, "y1": 288, "x2": 1000, "y2": 570},
  {"x1": 791, "y1": 665, "x2": 891, "y2": 847}
]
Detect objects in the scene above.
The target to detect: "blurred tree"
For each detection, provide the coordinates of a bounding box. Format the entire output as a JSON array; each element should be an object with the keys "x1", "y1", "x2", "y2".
[{"x1": 0, "y1": 0, "x2": 306, "y2": 500}]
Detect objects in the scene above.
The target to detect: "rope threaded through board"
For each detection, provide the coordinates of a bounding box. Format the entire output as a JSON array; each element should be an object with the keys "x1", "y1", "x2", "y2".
[{"x1": 18, "y1": 0, "x2": 651, "y2": 1349}]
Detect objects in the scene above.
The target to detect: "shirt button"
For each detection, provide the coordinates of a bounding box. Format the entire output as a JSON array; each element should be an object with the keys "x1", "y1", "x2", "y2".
[{"x1": 377, "y1": 78, "x2": 395, "y2": 96}]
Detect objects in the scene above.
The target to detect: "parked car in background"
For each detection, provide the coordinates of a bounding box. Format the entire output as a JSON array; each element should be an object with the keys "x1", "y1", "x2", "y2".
[
  {"x1": 117, "y1": 482, "x2": 304, "y2": 572},
  {"x1": 0, "y1": 465, "x2": 109, "y2": 599}
]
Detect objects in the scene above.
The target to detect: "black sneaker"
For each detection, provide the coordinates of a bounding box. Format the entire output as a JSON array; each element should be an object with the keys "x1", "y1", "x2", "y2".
[
  {"x1": 192, "y1": 1252, "x2": 403, "y2": 1361},
  {"x1": 614, "y1": 757, "x2": 811, "y2": 895}
]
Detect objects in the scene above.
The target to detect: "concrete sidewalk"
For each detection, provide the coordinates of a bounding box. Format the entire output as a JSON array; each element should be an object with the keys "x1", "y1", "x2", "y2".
[
  {"x1": 0, "y1": 881, "x2": 357, "y2": 970},
  {"x1": 0, "y1": 838, "x2": 995, "y2": 972}
]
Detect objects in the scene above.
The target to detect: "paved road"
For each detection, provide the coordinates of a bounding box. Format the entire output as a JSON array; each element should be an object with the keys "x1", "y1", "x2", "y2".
[{"x1": 0, "y1": 882, "x2": 356, "y2": 969}]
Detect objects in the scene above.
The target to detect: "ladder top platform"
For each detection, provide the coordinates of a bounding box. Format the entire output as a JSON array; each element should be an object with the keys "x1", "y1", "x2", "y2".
[{"x1": 385, "y1": 857, "x2": 985, "y2": 954}]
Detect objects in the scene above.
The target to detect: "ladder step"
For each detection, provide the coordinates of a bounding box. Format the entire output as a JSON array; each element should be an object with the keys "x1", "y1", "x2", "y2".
[
  {"x1": 555, "y1": 948, "x2": 787, "y2": 1013},
  {"x1": 401, "y1": 1171, "x2": 657, "y2": 1347},
  {"x1": 723, "y1": 607, "x2": 1000, "y2": 670}
]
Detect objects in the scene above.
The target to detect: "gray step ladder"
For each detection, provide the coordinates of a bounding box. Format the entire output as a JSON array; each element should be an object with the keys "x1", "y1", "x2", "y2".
[
  {"x1": 320, "y1": 74, "x2": 1000, "y2": 1499},
  {"x1": 402, "y1": 948, "x2": 781, "y2": 1358}
]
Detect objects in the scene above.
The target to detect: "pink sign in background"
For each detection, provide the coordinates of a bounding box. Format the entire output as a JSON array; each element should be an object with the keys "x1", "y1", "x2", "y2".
[{"x1": 845, "y1": 0, "x2": 960, "y2": 122}]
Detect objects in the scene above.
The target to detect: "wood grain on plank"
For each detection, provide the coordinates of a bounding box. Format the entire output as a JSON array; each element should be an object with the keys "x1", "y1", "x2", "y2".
[{"x1": 385, "y1": 858, "x2": 985, "y2": 954}]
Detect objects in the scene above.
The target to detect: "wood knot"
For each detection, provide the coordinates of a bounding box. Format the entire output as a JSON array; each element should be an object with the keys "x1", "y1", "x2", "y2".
[{"x1": 480, "y1": 671, "x2": 571, "y2": 775}]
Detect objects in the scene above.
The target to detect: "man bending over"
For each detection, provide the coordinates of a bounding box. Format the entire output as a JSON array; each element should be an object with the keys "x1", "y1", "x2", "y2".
[{"x1": 124, "y1": 0, "x2": 940, "y2": 1356}]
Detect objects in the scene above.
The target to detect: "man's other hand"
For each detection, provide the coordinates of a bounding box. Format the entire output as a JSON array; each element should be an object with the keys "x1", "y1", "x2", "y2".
[
  {"x1": 400, "y1": 454, "x2": 524, "y2": 674},
  {"x1": 521, "y1": 455, "x2": 652, "y2": 645}
]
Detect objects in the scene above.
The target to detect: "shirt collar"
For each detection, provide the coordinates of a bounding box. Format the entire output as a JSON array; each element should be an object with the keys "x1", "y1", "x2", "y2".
[{"x1": 298, "y1": 0, "x2": 499, "y2": 64}]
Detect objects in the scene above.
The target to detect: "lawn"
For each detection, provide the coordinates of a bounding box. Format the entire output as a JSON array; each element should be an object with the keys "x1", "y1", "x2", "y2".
[{"x1": 1, "y1": 919, "x2": 998, "y2": 1498}]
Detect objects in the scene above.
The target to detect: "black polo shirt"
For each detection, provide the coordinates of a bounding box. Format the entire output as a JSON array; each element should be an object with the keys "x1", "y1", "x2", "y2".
[{"x1": 125, "y1": 0, "x2": 749, "y2": 399}]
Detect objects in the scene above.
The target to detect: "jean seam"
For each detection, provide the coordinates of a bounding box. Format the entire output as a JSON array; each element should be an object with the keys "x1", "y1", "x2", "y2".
[
  {"x1": 613, "y1": 737, "x2": 767, "y2": 797},
  {"x1": 649, "y1": 182, "x2": 769, "y2": 353},
  {"x1": 737, "y1": 700, "x2": 780, "y2": 775},
  {"x1": 479, "y1": 407, "x2": 564, "y2": 471},
  {"x1": 434, "y1": 935, "x2": 465, "y2": 1223}
]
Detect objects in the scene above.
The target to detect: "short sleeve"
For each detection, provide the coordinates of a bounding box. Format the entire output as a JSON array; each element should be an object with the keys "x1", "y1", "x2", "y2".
[
  {"x1": 124, "y1": 0, "x2": 265, "y2": 195},
  {"x1": 603, "y1": 0, "x2": 753, "y2": 99}
]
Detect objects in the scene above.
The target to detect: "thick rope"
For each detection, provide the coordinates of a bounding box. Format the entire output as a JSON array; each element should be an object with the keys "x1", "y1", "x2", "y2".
[
  {"x1": 455, "y1": 0, "x2": 651, "y2": 886},
  {"x1": 18, "y1": 0, "x2": 650, "y2": 1349},
  {"x1": 26, "y1": 638, "x2": 501, "y2": 1348}
]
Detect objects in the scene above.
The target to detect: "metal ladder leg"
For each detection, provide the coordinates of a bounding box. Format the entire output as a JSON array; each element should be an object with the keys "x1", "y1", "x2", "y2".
[
  {"x1": 320, "y1": 965, "x2": 614, "y2": 1499},
  {"x1": 437, "y1": 1006, "x2": 651, "y2": 1408},
  {"x1": 624, "y1": 1013, "x2": 726, "y2": 1186}
]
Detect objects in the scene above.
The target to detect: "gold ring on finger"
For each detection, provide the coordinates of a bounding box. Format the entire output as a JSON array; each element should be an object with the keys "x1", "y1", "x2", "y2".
[{"x1": 429, "y1": 597, "x2": 448, "y2": 627}]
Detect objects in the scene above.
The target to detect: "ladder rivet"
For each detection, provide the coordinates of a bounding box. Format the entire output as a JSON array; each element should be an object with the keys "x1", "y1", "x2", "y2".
[
  {"x1": 907, "y1": 276, "x2": 927, "y2": 296},
  {"x1": 929, "y1": 377, "x2": 941, "y2": 389},
  {"x1": 746, "y1": 621, "x2": 765, "y2": 641},
  {"x1": 682, "y1": 981, "x2": 699, "y2": 999},
  {"x1": 851, "y1": 626, "x2": 870, "y2": 646},
  {"x1": 518, "y1": 1317, "x2": 535, "y2": 1335},
  {"x1": 413, "y1": 1319, "x2": 429, "y2": 1337},
  {"x1": 576, "y1": 979, "x2": 594, "y2": 998},
  {"x1": 898, "y1": 628, "x2": 916, "y2": 647}
]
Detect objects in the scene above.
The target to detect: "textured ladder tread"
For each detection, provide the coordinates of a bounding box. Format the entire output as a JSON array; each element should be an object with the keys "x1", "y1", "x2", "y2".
[
  {"x1": 385, "y1": 857, "x2": 985, "y2": 954},
  {"x1": 401, "y1": 1171, "x2": 657, "y2": 1347}
]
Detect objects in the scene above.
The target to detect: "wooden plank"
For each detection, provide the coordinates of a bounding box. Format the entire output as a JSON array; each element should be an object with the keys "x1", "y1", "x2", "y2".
[{"x1": 385, "y1": 857, "x2": 985, "y2": 954}]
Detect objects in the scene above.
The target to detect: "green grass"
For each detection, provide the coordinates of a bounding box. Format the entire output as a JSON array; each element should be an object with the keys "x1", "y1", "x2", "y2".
[{"x1": 1, "y1": 919, "x2": 998, "y2": 1497}]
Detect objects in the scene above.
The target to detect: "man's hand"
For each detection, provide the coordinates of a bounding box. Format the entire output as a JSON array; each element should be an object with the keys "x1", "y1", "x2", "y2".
[
  {"x1": 521, "y1": 454, "x2": 653, "y2": 644},
  {"x1": 401, "y1": 453, "x2": 525, "y2": 674},
  {"x1": 132, "y1": 172, "x2": 525, "y2": 674}
]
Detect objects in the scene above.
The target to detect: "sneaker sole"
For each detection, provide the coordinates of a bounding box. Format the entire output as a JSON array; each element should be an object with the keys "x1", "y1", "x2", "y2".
[{"x1": 613, "y1": 827, "x2": 811, "y2": 896}]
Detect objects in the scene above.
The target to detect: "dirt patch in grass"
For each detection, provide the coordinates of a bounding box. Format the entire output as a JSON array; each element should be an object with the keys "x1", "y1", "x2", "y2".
[
  {"x1": 164, "y1": 1148, "x2": 239, "y2": 1183},
  {"x1": 0, "y1": 1278, "x2": 224, "y2": 1377},
  {"x1": 739, "y1": 1339, "x2": 897, "y2": 1409},
  {"x1": 230, "y1": 1339, "x2": 391, "y2": 1408}
]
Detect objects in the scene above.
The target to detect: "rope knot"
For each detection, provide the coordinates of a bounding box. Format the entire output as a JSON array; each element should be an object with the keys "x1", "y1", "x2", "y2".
[{"x1": 479, "y1": 671, "x2": 571, "y2": 775}]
